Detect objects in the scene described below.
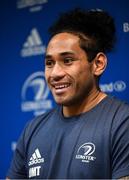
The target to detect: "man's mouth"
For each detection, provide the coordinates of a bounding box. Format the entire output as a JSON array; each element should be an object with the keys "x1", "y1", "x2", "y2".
[
  {"x1": 54, "y1": 83, "x2": 70, "y2": 89},
  {"x1": 51, "y1": 83, "x2": 71, "y2": 94}
]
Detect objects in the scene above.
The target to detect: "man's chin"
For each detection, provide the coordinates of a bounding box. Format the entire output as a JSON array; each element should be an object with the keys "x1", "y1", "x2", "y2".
[{"x1": 54, "y1": 98, "x2": 73, "y2": 106}]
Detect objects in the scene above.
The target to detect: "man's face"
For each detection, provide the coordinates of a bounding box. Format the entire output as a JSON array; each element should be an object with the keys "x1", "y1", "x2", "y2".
[{"x1": 45, "y1": 32, "x2": 96, "y2": 106}]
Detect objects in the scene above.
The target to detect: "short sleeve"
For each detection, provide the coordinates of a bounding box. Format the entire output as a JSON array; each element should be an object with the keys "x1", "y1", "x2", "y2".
[
  {"x1": 111, "y1": 108, "x2": 129, "y2": 179},
  {"x1": 6, "y1": 125, "x2": 28, "y2": 179}
]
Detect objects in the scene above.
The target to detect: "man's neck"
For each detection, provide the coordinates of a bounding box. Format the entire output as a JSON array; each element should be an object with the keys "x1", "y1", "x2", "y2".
[{"x1": 63, "y1": 91, "x2": 107, "y2": 117}]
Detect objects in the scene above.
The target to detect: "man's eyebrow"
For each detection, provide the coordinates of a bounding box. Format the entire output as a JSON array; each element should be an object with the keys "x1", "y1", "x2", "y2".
[
  {"x1": 45, "y1": 54, "x2": 52, "y2": 59},
  {"x1": 59, "y1": 51, "x2": 75, "y2": 56},
  {"x1": 45, "y1": 51, "x2": 75, "y2": 59}
]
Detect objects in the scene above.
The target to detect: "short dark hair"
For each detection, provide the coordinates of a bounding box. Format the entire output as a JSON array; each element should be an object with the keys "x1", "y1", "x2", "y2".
[{"x1": 49, "y1": 8, "x2": 116, "y2": 61}]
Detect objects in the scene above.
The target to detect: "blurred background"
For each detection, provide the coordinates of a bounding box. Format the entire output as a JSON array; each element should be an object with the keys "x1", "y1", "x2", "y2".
[{"x1": 0, "y1": 0, "x2": 129, "y2": 178}]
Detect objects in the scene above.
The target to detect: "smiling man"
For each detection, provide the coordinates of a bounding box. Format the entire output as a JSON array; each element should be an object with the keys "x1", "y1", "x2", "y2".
[
  {"x1": 45, "y1": 32, "x2": 107, "y2": 116},
  {"x1": 7, "y1": 8, "x2": 129, "y2": 179}
]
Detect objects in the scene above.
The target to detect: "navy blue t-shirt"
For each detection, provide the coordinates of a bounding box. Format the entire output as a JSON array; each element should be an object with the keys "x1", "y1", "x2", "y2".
[{"x1": 7, "y1": 96, "x2": 129, "y2": 179}]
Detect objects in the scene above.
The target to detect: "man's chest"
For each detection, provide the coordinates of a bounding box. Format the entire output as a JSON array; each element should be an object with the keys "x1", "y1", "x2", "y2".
[{"x1": 26, "y1": 120, "x2": 111, "y2": 179}]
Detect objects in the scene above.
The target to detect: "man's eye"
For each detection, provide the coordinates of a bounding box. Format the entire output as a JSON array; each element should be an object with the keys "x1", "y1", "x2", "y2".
[
  {"x1": 64, "y1": 58, "x2": 73, "y2": 64},
  {"x1": 45, "y1": 60, "x2": 54, "y2": 67}
]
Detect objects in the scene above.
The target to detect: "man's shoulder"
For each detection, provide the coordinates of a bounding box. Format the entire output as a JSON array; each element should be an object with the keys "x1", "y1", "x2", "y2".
[
  {"x1": 33, "y1": 108, "x2": 57, "y2": 123},
  {"x1": 96, "y1": 95, "x2": 129, "y2": 125},
  {"x1": 30, "y1": 107, "x2": 58, "y2": 126},
  {"x1": 23, "y1": 107, "x2": 59, "y2": 139},
  {"x1": 105, "y1": 95, "x2": 129, "y2": 111},
  {"x1": 106, "y1": 96, "x2": 129, "y2": 128}
]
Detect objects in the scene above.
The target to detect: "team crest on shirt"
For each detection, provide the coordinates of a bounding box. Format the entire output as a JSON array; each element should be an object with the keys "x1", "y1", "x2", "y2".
[{"x1": 75, "y1": 142, "x2": 96, "y2": 163}]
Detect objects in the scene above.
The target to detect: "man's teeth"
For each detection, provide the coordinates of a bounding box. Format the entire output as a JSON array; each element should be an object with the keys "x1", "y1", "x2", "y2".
[{"x1": 55, "y1": 84, "x2": 69, "y2": 89}]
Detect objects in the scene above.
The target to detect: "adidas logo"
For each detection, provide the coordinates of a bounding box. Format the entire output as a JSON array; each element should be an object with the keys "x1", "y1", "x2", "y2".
[
  {"x1": 21, "y1": 28, "x2": 46, "y2": 57},
  {"x1": 17, "y1": 0, "x2": 48, "y2": 11},
  {"x1": 28, "y1": 148, "x2": 44, "y2": 166}
]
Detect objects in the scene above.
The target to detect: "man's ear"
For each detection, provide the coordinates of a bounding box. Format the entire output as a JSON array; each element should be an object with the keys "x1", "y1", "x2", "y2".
[{"x1": 92, "y1": 52, "x2": 107, "y2": 76}]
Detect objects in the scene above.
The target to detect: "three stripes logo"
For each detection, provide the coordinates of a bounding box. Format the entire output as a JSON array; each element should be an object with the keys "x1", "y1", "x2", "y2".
[
  {"x1": 17, "y1": 0, "x2": 48, "y2": 13},
  {"x1": 28, "y1": 148, "x2": 44, "y2": 166},
  {"x1": 21, "y1": 28, "x2": 46, "y2": 57}
]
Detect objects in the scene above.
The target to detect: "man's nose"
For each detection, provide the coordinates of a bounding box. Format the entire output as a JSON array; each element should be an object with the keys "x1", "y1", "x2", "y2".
[{"x1": 51, "y1": 63, "x2": 65, "y2": 79}]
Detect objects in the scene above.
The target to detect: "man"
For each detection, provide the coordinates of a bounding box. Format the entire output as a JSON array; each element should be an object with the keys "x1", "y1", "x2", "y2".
[{"x1": 7, "y1": 8, "x2": 129, "y2": 179}]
